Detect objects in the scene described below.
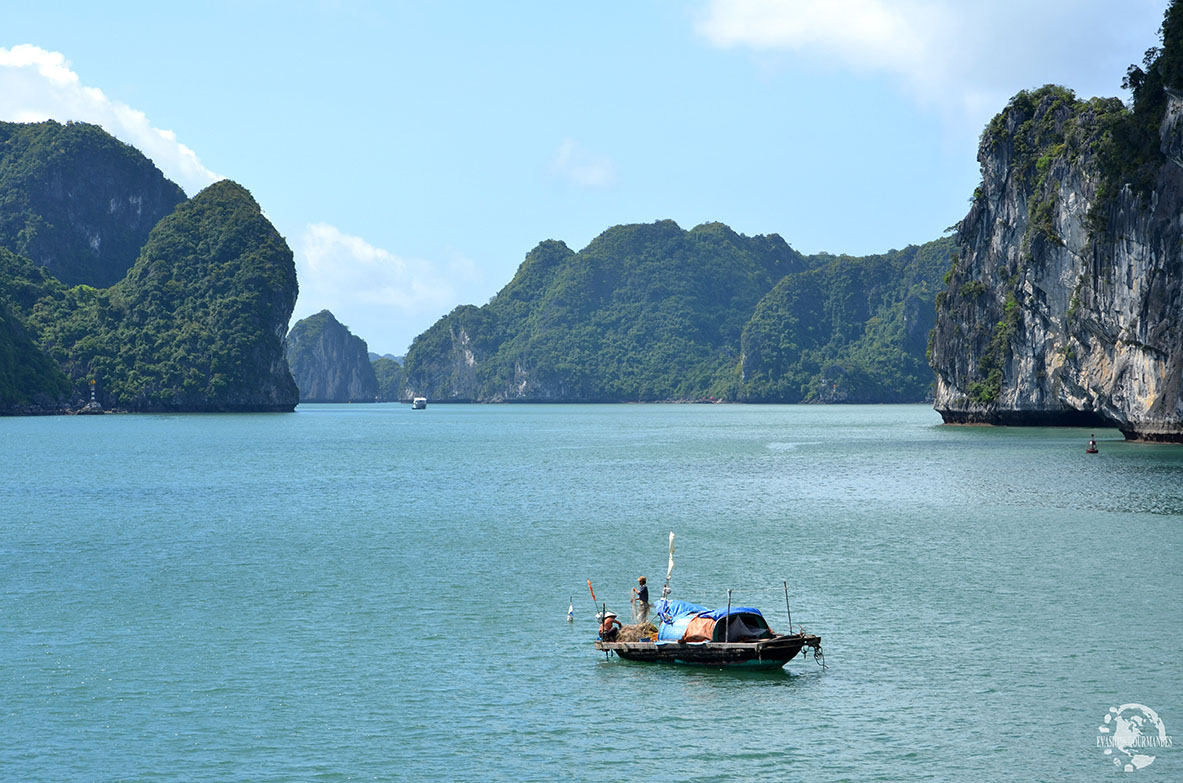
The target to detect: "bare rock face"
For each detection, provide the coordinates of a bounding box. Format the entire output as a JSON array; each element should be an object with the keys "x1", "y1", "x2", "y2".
[
  {"x1": 930, "y1": 86, "x2": 1183, "y2": 441},
  {"x1": 285, "y1": 310, "x2": 379, "y2": 403}
]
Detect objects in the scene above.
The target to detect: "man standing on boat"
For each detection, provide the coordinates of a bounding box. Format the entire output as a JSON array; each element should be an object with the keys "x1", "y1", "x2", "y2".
[{"x1": 632, "y1": 576, "x2": 649, "y2": 624}]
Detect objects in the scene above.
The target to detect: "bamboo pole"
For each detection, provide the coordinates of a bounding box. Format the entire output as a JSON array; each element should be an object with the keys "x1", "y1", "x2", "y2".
[
  {"x1": 783, "y1": 580, "x2": 793, "y2": 634},
  {"x1": 725, "y1": 589, "x2": 732, "y2": 643}
]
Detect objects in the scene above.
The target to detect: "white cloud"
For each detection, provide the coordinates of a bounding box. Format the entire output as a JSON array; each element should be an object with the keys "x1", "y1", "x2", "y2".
[
  {"x1": 293, "y1": 223, "x2": 469, "y2": 353},
  {"x1": 699, "y1": 0, "x2": 936, "y2": 65},
  {"x1": 696, "y1": 0, "x2": 1163, "y2": 128},
  {"x1": 0, "y1": 44, "x2": 220, "y2": 195},
  {"x1": 549, "y1": 137, "x2": 617, "y2": 188}
]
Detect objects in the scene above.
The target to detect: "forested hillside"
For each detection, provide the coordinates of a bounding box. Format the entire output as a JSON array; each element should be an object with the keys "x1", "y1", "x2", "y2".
[
  {"x1": 404, "y1": 221, "x2": 808, "y2": 401},
  {"x1": 0, "y1": 266, "x2": 72, "y2": 409},
  {"x1": 371, "y1": 357, "x2": 404, "y2": 402},
  {"x1": 0, "y1": 121, "x2": 300, "y2": 414},
  {"x1": 403, "y1": 221, "x2": 952, "y2": 403},
  {"x1": 738, "y1": 238, "x2": 954, "y2": 402},
  {"x1": 1, "y1": 180, "x2": 298, "y2": 411}
]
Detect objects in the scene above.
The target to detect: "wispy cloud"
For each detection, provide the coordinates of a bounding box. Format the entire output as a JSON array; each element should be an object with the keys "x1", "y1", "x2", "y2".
[
  {"x1": 549, "y1": 137, "x2": 617, "y2": 188},
  {"x1": 696, "y1": 0, "x2": 1162, "y2": 127},
  {"x1": 293, "y1": 223, "x2": 470, "y2": 352},
  {"x1": 0, "y1": 44, "x2": 221, "y2": 195}
]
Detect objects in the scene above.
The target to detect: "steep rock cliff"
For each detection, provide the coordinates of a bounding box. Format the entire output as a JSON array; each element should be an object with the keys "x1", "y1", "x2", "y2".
[
  {"x1": 285, "y1": 310, "x2": 379, "y2": 402},
  {"x1": 0, "y1": 120, "x2": 186, "y2": 287},
  {"x1": 930, "y1": 85, "x2": 1183, "y2": 440}
]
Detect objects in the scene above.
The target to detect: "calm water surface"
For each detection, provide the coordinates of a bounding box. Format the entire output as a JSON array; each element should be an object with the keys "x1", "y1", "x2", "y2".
[{"x1": 1, "y1": 404, "x2": 1180, "y2": 781}]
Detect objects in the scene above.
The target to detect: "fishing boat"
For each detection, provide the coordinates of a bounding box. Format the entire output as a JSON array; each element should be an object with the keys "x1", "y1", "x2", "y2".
[
  {"x1": 592, "y1": 533, "x2": 824, "y2": 670},
  {"x1": 595, "y1": 600, "x2": 822, "y2": 669},
  {"x1": 411, "y1": 397, "x2": 427, "y2": 410}
]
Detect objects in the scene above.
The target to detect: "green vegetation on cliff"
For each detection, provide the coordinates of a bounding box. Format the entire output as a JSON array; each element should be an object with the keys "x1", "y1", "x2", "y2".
[
  {"x1": 0, "y1": 247, "x2": 74, "y2": 409},
  {"x1": 974, "y1": 0, "x2": 1183, "y2": 215},
  {"x1": 0, "y1": 271, "x2": 71, "y2": 409},
  {"x1": 975, "y1": 1, "x2": 1183, "y2": 217},
  {"x1": 405, "y1": 221, "x2": 807, "y2": 401},
  {"x1": 1112, "y1": 0, "x2": 1183, "y2": 199},
  {"x1": 0, "y1": 120, "x2": 186, "y2": 287},
  {"x1": 738, "y1": 238, "x2": 954, "y2": 402},
  {"x1": 372, "y1": 357, "x2": 404, "y2": 402},
  {"x1": 1, "y1": 180, "x2": 299, "y2": 411},
  {"x1": 404, "y1": 221, "x2": 952, "y2": 403},
  {"x1": 0, "y1": 122, "x2": 299, "y2": 413}
]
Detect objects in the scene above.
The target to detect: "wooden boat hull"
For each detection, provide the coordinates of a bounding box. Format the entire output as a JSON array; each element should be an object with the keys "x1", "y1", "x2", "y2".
[{"x1": 595, "y1": 633, "x2": 821, "y2": 670}]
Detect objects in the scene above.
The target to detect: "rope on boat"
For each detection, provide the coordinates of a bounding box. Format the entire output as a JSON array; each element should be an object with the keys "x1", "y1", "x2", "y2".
[{"x1": 799, "y1": 628, "x2": 826, "y2": 669}]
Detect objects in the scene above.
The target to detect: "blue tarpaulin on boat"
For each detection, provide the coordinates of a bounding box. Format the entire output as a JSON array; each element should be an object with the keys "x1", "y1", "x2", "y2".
[
  {"x1": 656, "y1": 599, "x2": 707, "y2": 621},
  {"x1": 657, "y1": 615, "x2": 695, "y2": 641},
  {"x1": 655, "y1": 599, "x2": 708, "y2": 641}
]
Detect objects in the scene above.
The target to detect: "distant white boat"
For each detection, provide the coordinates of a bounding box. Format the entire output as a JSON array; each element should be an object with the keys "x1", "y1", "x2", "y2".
[{"x1": 412, "y1": 397, "x2": 427, "y2": 410}]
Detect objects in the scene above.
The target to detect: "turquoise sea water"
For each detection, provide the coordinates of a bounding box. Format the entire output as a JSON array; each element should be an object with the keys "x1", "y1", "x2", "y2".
[{"x1": 1, "y1": 403, "x2": 1180, "y2": 782}]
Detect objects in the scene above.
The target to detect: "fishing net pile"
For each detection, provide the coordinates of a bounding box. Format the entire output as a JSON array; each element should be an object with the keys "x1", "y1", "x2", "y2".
[{"x1": 616, "y1": 622, "x2": 658, "y2": 642}]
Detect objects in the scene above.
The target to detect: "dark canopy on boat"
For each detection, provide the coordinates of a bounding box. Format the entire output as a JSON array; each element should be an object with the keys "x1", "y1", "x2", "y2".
[
  {"x1": 707, "y1": 610, "x2": 772, "y2": 642},
  {"x1": 698, "y1": 608, "x2": 763, "y2": 622}
]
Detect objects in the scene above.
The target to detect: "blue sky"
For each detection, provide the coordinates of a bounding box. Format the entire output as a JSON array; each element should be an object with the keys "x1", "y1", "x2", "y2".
[{"x1": 0, "y1": 0, "x2": 1166, "y2": 354}]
